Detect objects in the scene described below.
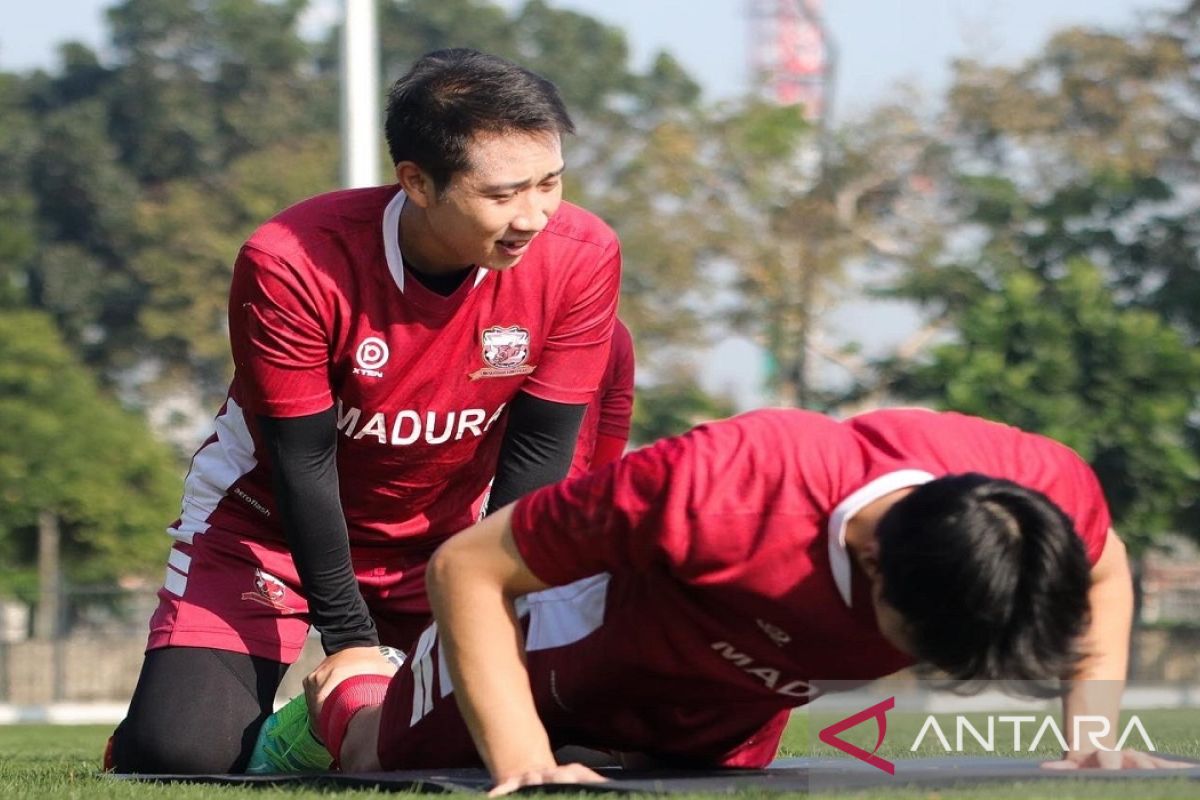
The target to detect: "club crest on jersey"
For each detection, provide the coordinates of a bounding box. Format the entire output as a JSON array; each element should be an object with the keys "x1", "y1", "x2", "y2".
[
  {"x1": 241, "y1": 569, "x2": 294, "y2": 611},
  {"x1": 470, "y1": 325, "x2": 536, "y2": 380},
  {"x1": 353, "y1": 336, "x2": 389, "y2": 378}
]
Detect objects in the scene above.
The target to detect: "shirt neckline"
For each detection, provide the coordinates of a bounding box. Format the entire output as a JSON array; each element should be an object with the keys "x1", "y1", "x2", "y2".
[
  {"x1": 826, "y1": 469, "x2": 936, "y2": 607},
  {"x1": 382, "y1": 190, "x2": 490, "y2": 295}
]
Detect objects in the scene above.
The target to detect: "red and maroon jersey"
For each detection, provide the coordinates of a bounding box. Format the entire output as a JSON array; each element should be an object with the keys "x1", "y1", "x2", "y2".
[
  {"x1": 568, "y1": 318, "x2": 634, "y2": 478},
  {"x1": 171, "y1": 186, "x2": 620, "y2": 551},
  {"x1": 509, "y1": 408, "x2": 1110, "y2": 765}
]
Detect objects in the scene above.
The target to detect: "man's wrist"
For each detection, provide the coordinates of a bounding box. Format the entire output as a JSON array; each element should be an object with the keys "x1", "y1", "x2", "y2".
[{"x1": 320, "y1": 626, "x2": 380, "y2": 655}]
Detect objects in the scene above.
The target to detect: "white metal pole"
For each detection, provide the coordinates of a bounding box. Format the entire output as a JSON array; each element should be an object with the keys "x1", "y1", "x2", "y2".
[{"x1": 341, "y1": 0, "x2": 381, "y2": 188}]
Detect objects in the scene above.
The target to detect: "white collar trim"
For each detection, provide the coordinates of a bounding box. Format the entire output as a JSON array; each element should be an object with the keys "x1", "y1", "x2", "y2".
[
  {"x1": 381, "y1": 190, "x2": 489, "y2": 294},
  {"x1": 827, "y1": 469, "x2": 936, "y2": 608},
  {"x1": 382, "y1": 190, "x2": 408, "y2": 292}
]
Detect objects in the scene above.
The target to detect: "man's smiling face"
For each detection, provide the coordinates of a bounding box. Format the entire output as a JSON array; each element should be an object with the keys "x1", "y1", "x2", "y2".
[{"x1": 414, "y1": 130, "x2": 565, "y2": 272}]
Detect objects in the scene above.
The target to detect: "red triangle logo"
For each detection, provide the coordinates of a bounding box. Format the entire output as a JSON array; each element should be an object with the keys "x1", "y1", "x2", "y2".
[{"x1": 817, "y1": 696, "x2": 895, "y2": 774}]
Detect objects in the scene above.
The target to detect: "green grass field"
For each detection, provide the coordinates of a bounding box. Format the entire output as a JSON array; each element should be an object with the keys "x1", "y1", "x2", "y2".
[{"x1": 1, "y1": 711, "x2": 1197, "y2": 799}]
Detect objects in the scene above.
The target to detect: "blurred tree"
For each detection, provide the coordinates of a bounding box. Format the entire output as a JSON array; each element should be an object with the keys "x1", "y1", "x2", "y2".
[
  {"x1": 0, "y1": 310, "x2": 182, "y2": 602},
  {"x1": 3, "y1": 0, "x2": 336, "y2": 403},
  {"x1": 127, "y1": 135, "x2": 339, "y2": 407},
  {"x1": 26, "y1": 98, "x2": 142, "y2": 367},
  {"x1": 631, "y1": 368, "x2": 737, "y2": 445},
  {"x1": 942, "y1": 17, "x2": 1200, "y2": 335},
  {"x1": 866, "y1": 8, "x2": 1200, "y2": 547},
  {"x1": 104, "y1": 0, "x2": 331, "y2": 182},
  {"x1": 0, "y1": 73, "x2": 39, "y2": 309},
  {"x1": 877, "y1": 258, "x2": 1200, "y2": 552},
  {"x1": 706, "y1": 96, "x2": 950, "y2": 409}
]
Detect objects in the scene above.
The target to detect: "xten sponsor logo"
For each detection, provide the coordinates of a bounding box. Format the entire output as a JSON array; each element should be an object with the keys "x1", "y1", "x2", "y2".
[{"x1": 354, "y1": 337, "x2": 389, "y2": 377}]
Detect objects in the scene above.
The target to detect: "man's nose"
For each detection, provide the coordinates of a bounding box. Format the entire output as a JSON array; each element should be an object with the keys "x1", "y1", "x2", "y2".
[{"x1": 511, "y1": 191, "x2": 553, "y2": 232}]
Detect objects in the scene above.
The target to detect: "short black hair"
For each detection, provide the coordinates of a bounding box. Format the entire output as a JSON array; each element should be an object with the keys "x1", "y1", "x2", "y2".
[
  {"x1": 876, "y1": 474, "x2": 1092, "y2": 697},
  {"x1": 384, "y1": 48, "x2": 575, "y2": 192}
]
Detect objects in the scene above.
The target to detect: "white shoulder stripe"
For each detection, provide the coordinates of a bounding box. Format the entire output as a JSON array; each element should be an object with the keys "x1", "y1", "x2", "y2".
[
  {"x1": 163, "y1": 566, "x2": 188, "y2": 597},
  {"x1": 167, "y1": 547, "x2": 191, "y2": 575},
  {"x1": 170, "y1": 396, "x2": 259, "y2": 544}
]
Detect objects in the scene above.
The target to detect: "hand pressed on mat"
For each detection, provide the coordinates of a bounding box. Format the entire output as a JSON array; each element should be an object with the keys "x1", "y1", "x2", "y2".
[{"x1": 488, "y1": 763, "x2": 606, "y2": 797}]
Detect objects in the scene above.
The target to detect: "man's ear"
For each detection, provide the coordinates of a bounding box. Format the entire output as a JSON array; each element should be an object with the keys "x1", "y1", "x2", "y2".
[
  {"x1": 395, "y1": 161, "x2": 436, "y2": 208},
  {"x1": 858, "y1": 548, "x2": 882, "y2": 582}
]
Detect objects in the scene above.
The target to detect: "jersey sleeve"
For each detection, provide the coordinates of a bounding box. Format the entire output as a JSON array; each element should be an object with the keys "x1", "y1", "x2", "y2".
[
  {"x1": 520, "y1": 238, "x2": 621, "y2": 405},
  {"x1": 510, "y1": 427, "x2": 693, "y2": 587},
  {"x1": 1057, "y1": 446, "x2": 1112, "y2": 565},
  {"x1": 596, "y1": 319, "x2": 635, "y2": 439},
  {"x1": 510, "y1": 412, "x2": 798, "y2": 586},
  {"x1": 228, "y1": 244, "x2": 335, "y2": 418}
]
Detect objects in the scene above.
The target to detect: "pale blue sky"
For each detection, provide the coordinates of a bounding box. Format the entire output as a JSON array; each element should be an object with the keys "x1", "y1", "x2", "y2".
[
  {"x1": 0, "y1": 0, "x2": 1161, "y2": 406},
  {"x1": 501, "y1": 0, "x2": 1156, "y2": 115},
  {"x1": 2, "y1": 0, "x2": 1155, "y2": 113}
]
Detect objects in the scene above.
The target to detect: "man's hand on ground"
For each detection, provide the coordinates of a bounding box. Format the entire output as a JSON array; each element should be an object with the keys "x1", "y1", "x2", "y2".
[
  {"x1": 488, "y1": 763, "x2": 607, "y2": 797},
  {"x1": 1043, "y1": 749, "x2": 1195, "y2": 770},
  {"x1": 303, "y1": 645, "x2": 399, "y2": 729}
]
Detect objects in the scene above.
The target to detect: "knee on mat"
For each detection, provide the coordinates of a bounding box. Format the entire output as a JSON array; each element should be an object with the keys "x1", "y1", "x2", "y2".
[{"x1": 109, "y1": 721, "x2": 252, "y2": 774}]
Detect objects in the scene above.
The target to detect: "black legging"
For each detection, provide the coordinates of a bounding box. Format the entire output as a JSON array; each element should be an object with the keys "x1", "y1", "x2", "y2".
[{"x1": 109, "y1": 647, "x2": 287, "y2": 774}]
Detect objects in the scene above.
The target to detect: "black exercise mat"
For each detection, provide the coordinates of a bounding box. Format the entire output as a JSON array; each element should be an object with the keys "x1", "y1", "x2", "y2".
[{"x1": 105, "y1": 756, "x2": 1200, "y2": 794}]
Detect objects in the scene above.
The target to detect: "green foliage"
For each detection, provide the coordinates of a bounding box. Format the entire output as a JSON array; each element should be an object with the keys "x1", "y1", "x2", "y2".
[
  {"x1": 0, "y1": 76, "x2": 39, "y2": 308},
  {"x1": 127, "y1": 135, "x2": 339, "y2": 401},
  {"x1": 105, "y1": 0, "x2": 327, "y2": 180},
  {"x1": 0, "y1": 310, "x2": 182, "y2": 591},
  {"x1": 867, "y1": 8, "x2": 1200, "y2": 551},
  {"x1": 883, "y1": 259, "x2": 1200, "y2": 552},
  {"x1": 0, "y1": 0, "x2": 336, "y2": 396},
  {"x1": 632, "y1": 370, "x2": 737, "y2": 445}
]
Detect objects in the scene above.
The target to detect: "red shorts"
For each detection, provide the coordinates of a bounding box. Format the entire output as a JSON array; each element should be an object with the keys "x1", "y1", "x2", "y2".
[
  {"x1": 146, "y1": 530, "x2": 435, "y2": 663},
  {"x1": 375, "y1": 577, "x2": 789, "y2": 770}
]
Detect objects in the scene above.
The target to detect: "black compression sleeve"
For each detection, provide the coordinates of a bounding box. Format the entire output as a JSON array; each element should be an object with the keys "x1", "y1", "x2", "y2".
[
  {"x1": 259, "y1": 408, "x2": 378, "y2": 654},
  {"x1": 487, "y1": 391, "x2": 587, "y2": 512}
]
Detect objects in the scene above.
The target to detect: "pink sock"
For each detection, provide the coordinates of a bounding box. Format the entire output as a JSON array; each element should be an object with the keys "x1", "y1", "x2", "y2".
[{"x1": 316, "y1": 674, "x2": 392, "y2": 765}]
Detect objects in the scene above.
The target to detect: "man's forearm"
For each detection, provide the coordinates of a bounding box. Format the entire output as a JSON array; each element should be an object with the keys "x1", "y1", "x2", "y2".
[
  {"x1": 1062, "y1": 530, "x2": 1133, "y2": 752},
  {"x1": 260, "y1": 410, "x2": 378, "y2": 652},
  {"x1": 426, "y1": 506, "x2": 554, "y2": 781}
]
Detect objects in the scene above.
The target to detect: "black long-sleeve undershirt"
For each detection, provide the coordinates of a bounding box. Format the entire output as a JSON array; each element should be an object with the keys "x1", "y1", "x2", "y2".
[
  {"x1": 257, "y1": 391, "x2": 585, "y2": 654},
  {"x1": 259, "y1": 408, "x2": 377, "y2": 655},
  {"x1": 488, "y1": 392, "x2": 586, "y2": 511}
]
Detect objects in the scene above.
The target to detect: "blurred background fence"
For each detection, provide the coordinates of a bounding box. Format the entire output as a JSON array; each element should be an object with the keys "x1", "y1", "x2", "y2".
[{"x1": 0, "y1": 586, "x2": 322, "y2": 709}]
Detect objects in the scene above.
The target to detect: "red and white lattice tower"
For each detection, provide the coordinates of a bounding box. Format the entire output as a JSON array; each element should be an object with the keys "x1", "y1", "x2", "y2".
[{"x1": 747, "y1": 0, "x2": 833, "y2": 121}]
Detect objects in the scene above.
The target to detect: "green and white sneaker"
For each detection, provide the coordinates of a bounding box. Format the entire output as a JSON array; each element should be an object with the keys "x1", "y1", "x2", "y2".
[
  {"x1": 244, "y1": 646, "x2": 406, "y2": 774},
  {"x1": 245, "y1": 692, "x2": 332, "y2": 774}
]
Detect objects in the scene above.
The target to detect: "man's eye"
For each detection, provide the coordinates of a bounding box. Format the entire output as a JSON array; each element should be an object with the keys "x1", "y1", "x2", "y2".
[{"x1": 492, "y1": 193, "x2": 516, "y2": 202}]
